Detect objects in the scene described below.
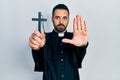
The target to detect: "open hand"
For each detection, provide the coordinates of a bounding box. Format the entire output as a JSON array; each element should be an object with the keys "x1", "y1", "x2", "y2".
[{"x1": 62, "y1": 15, "x2": 88, "y2": 47}]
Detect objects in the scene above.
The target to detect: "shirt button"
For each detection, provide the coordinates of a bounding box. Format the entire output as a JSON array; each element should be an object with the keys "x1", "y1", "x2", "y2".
[
  {"x1": 61, "y1": 51, "x2": 63, "y2": 54},
  {"x1": 61, "y1": 75, "x2": 64, "y2": 77},
  {"x1": 61, "y1": 59, "x2": 63, "y2": 61},
  {"x1": 60, "y1": 43, "x2": 63, "y2": 46}
]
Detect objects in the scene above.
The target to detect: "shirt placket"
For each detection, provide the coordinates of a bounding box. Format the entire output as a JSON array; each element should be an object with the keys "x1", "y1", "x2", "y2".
[{"x1": 59, "y1": 40, "x2": 65, "y2": 80}]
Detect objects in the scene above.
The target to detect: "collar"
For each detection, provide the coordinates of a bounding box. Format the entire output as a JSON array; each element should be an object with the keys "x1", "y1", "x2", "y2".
[{"x1": 52, "y1": 30, "x2": 67, "y2": 37}]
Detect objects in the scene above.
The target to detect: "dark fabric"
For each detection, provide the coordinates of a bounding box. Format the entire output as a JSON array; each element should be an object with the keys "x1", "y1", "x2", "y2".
[{"x1": 32, "y1": 30, "x2": 88, "y2": 80}]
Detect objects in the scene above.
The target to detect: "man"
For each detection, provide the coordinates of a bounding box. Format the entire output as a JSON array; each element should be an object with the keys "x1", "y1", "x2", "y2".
[{"x1": 29, "y1": 4, "x2": 89, "y2": 80}]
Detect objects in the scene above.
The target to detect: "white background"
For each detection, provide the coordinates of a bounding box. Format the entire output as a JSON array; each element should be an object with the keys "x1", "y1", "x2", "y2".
[{"x1": 0, "y1": 0, "x2": 120, "y2": 80}]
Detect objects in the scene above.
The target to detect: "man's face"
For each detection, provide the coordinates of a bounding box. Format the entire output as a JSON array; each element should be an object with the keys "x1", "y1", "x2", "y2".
[{"x1": 52, "y1": 9, "x2": 69, "y2": 33}]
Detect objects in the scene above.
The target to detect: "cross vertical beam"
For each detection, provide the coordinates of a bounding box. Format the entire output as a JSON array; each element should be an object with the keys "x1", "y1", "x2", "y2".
[{"x1": 32, "y1": 12, "x2": 47, "y2": 32}]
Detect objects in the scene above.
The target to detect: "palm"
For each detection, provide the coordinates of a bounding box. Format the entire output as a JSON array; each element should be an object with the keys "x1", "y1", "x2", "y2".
[
  {"x1": 62, "y1": 15, "x2": 88, "y2": 47},
  {"x1": 71, "y1": 29, "x2": 88, "y2": 46}
]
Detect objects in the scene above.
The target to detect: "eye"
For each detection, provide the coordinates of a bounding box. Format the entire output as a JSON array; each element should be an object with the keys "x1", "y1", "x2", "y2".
[
  {"x1": 55, "y1": 16, "x2": 60, "y2": 20},
  {"x1": 63, "y1": 16, "x2": 68, "y2": 20}
]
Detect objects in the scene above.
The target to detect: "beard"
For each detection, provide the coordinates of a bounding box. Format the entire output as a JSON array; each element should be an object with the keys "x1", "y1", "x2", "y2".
[{"x1": 54, "y1": 23, "x2": 67, "y2": 33}]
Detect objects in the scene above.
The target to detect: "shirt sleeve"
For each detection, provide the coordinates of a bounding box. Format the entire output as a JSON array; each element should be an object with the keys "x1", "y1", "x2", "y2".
[
  {"x1": 32, "y1": 47, "x2": 45, "y2": 72},
  {"x1": 76, "y1": 42, "x2": 89, "y2": 68}
]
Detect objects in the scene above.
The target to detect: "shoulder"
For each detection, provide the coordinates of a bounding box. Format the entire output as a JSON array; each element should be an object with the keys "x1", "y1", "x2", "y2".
[
  {"x1": 45, "y1": 32, "x2": 53, "y2": 38},
  {"x1": 66, "y1": 32, "x2": 73, "y2": 35},
  {"x1": 65, "y1": 32, "x2": 73, "y2": 38}
]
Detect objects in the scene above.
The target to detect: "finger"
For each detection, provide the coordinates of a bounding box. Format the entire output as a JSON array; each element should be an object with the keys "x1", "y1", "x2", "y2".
[
  {"x1": 79, "y1": 15, "x2": 84, "y2": 30},
  {"x1": 40, "y1": 32, "x2": 45, "y2": 39},
  {"x1": 33, "y1": 30, "x2": 45, "y2": 40},
  {"x1": 84, "y1": 20, "x2": 88, "y2": 32},
  {"x1": 73, "y1": 17, "x2": 77, "y2": 32},
  {"x1": 29, "y1": 41, "x2": 39, "y2": 50},
  {"x1": 62, "y1": 38, "x2": 73, "y2": 44},
  {"x1": 29, "y1": 37, "x2": 40, "y2": 46},
  {"x1": 77, "y1": 15, "x2": 81, "y2": 30},
  {"x1": 31, "y1": 33, "x2": 41, "y2": 44},
  {"x1": 34, "y1": 30, "x2": 41, "y2": 37}
]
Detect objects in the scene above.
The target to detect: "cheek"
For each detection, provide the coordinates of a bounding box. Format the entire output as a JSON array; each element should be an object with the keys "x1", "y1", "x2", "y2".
[
  {"x1": 64, "y1": 21, "x2": 69, "y2": 25},
  {"x1": 53, "y1": 20, "x2": 59, "y2": 25}
]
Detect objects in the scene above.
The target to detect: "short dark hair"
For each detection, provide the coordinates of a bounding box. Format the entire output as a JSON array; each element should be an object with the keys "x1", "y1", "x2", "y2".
[{"x1": 52, "y1": 4, "x2": 70, "y2": 17}]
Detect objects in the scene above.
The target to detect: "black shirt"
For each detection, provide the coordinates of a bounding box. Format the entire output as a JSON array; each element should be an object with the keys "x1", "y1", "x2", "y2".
[{"x1": 32, "y1": 30, "x2": 88, "y2": 80}]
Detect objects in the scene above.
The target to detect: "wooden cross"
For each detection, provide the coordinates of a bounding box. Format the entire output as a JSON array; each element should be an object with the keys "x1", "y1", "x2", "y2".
[{"x1": 32, "y1": 12, "x2": 47, "y2": 32}]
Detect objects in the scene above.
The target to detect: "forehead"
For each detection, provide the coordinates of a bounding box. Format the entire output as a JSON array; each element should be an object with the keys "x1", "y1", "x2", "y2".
[{"x1": 54, "y1": 9, "x2": 69, "y2": 16}]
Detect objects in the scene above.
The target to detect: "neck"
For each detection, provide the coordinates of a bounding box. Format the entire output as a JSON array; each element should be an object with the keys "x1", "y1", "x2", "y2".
[{"x1": 54, "y1": 29, "x2": 66, "y2": 33}]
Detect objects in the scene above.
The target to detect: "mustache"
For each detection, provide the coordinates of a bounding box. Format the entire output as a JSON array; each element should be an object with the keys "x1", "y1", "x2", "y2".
[{"x1": 57, "y1": 24, "x2": 65, "y2": 27}]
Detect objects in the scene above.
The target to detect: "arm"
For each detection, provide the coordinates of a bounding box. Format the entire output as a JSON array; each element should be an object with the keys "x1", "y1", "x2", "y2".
[
  {"x1": 76, "y1": 42, "x2": 89, "y2": 68},
  {"x1": 32, "y1": 48, "x2": 45, "y2": 71},
  {"x1": 62, "y1": 15, "x2": 89, "y2": 68},
  {"x1": 29, "y1": 30, "x2": 46, "y2": 71}
]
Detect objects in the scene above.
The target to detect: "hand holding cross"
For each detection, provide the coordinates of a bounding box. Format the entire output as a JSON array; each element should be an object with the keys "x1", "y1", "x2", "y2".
[{"x1": 29, "y1": 12, "x2": 47, "y2": 50}]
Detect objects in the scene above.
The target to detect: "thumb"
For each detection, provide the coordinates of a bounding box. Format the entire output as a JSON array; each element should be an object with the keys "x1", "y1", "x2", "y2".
[
  {"x1": 62, "y1": 38, "x2": 73, "y2": 44},
  {"x1": 40, "y1": 32, "x2": 45, "y2": 38}
]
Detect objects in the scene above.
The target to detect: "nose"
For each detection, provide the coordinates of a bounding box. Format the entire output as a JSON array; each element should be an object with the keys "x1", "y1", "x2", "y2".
[{"x1": 59, "y1": 18, "x2": 63, "y2": 24}]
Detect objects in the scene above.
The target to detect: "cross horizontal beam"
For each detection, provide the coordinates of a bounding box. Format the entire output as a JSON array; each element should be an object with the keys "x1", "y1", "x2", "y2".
[{"x1": 32, "y1": 12, "x2": 47, "y2": 32}]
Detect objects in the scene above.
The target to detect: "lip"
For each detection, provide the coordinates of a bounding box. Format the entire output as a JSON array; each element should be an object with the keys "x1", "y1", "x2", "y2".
[{"x1": 58, "y1": 26, "x2": 64, "y2": 29}]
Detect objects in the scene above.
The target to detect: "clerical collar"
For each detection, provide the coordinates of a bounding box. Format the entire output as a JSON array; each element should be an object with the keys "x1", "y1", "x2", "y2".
[
  {"x1": 58, "y1": 33, "x2": 64, "y2": 37},
  {"x1": 52, "y1": 30, "x2": 66, "y2": 37}
]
